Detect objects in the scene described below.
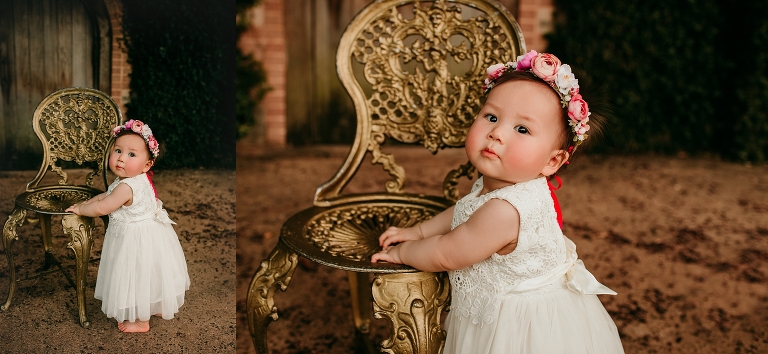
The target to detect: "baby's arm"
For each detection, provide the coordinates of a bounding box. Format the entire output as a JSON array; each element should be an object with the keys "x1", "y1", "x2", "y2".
[
  {"x1": 378, "y1": 206, "x2": 455, "y2": 249},
  {"x1": 79, "y1": 192, "x2": 107, "y2": 205},
  {"x1": 371, "y1": 200, "x2": 519, "y2": 272},
  {"x1": 65, "y1": 184, "x2": 132, "y2": 217}
]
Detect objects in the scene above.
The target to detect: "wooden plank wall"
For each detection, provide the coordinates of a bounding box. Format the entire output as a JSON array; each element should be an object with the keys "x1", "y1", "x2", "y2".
[
  {"x1": 0, "y1": 0, "x2": 96, "y2": 170},
  {"x1": 285, "y1": 0, "x2": 519, "y2": 145},
  {"x1": 285, "y1": 0, "x2": 370, "y2": 145}
]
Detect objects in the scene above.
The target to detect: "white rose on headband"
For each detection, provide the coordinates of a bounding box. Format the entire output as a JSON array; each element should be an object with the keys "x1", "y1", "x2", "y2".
[
  {"x1": 142, "y1": 125, "x2": 152, "y2": 138},
  {"x1": 555, "y1": 64, "x2": 579, "y2": 96}
]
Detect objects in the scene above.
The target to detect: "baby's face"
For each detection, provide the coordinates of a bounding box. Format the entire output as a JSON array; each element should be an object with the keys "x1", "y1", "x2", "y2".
[
  {"x1": 465, "y1": 79, "x2": 566, "y2": 190},
  {"x1": 109, "y1": 133, "x2": 153, "y2": 178}
]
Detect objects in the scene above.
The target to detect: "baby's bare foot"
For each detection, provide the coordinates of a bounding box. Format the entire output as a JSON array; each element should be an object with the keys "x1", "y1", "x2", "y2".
[{"x1": 118, "y1": 320, "x2": 149, "y2": 333}]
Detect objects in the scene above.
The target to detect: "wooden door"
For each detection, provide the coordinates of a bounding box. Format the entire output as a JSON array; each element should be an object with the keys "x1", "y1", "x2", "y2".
[{"x1": 0, "y1": 0, "x2": 111, "y2": 171}]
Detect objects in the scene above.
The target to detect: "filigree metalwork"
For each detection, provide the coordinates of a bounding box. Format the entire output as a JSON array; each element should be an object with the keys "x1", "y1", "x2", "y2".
[
  {"x1": 443, "y1": 161, "x2": 476, "y2": 202},
  {"x1": 373, "y1": 272, "x2": 451, "y2": 354},
  {"x1": 370, "y1": 143, "x2": 406, "y2": 193},
  {"x1": 346, "y1": 0, "x2": 521, "y2": 193},
  {"x1": 63, "y1": 214, "x2": 94, "y2": 328},
  {"x1": 248, "y1": 241, "x2": 299, "y2": 354},
  {"x1": 23, "y1": 189, "x2": 92, "y2": 213},
  {"x1": 26, "y1": 87, "x2": 120, "y2": 190},
  {"x1": 1, "y1": 207, "x2": 27, "y2": 312},
  {"x1": 305, "y1": 204, "x2": 440, "y2": 261},
  {"x1": 38, "y1": 92, "x2": 117, "y2": 185}
]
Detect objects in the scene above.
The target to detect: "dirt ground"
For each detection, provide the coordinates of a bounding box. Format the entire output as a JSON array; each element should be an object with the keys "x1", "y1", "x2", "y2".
[
  {"x1": 0, "y1": 168, "x2": 236, "y2": 352},
  {"x1": 236, "y1": 143, "x2": 768, "y2": 354}
]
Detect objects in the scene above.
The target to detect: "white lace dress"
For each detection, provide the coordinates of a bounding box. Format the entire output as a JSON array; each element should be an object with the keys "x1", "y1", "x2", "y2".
[
  {"x1": 443, "y1": 177, "x2": 624, "y2": 354},
  {"x1": 94, "y1": 174, "x2": 190, "y2": 322}
]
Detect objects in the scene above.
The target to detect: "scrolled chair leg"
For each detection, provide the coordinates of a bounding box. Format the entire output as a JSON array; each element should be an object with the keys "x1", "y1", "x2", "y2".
[
  {"x1": 348, "y1": 271, "x2": 378, "y2": 353},
  {"x1": 62, "y1": 214, "x2": 94, "y2": 329},
  {"x1": 38, "y1": 213, "x2": 55, "y2": 271},
  {"x1": 1, "y1": 207, "x2": 27, "y2": 312},
  {"x1": 247, "y1": 239, "x2": 299, "y2": 354},
  {"x1": 373, "y1": 271, "x2": 450, "y2": 354}
]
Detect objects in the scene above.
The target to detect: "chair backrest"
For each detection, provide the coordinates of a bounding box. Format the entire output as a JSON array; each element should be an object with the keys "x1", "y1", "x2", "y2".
[
  {"x1": 315, "y1": 0, "x2": 526, "y2": 205},
  {"x1": 26, "y1": 87, "x2": 122, "y2": 191}
]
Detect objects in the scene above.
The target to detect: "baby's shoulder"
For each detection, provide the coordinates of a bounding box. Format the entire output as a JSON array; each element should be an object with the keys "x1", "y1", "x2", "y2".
[
  {"x1": 111, "y1": 174, "x2": 152, "y2": 198},
  {"x1": 473, "y1": 198, "x2": 519, "y2": 218},
  {"x1": 489, "y1": 179, "x2": 550, "y2": 215}
]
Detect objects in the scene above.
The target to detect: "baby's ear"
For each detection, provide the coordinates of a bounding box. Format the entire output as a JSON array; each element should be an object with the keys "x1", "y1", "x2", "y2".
[
  {"x1": 542, "y1": 150, "x2": 569, "y2": 176},
  {"x1": 142, "y1": 160, "x2": 154, "y2": 173}
]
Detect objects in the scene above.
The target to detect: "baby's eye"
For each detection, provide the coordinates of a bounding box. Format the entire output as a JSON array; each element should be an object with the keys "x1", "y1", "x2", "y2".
[
  {"x1": 114, "y1": 148, "x2": 121, "y2": 153},
  {"x1": 514, "y1": 125, "x2": 529, "y2": 134},
  {"x1": 484, "y1": 114, "x2": 498, "y2": 123},
  {"x1": 128, "y1": 152, "x2": 136, "y2": 157}
]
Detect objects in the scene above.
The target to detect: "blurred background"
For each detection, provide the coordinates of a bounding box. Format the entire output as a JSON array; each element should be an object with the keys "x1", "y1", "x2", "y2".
[
  {"x1": 1, "y1": 0, "x2": 235, "y2": 170},
  {"x1": 238, "y1": 0, "x2": 768, "y2": 163}
]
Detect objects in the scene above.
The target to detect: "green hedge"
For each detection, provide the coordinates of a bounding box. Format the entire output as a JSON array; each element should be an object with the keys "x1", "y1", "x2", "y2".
[
  {"x1": 546, "y1": 0, "x2": 768, "y2": 162},
  {"x1": 122, "y1": 0, "x2": 235, "y2": 168}
]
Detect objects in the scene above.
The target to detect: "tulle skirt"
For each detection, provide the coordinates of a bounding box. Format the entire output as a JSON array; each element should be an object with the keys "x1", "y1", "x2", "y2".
[
  {"x1": 443, "y1": 280, "x2": 624, "y2": 354},
  {"x1": 94, "y1": 219, "x2": 190, "y2": 322}
]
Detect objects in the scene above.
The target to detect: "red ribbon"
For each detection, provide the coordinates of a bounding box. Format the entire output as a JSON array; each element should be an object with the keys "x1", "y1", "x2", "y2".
[
  {"x1": 548, "y1": 175, "x2": 563, "y2": 229},
  {"x1": 146, "y1": 171, "x2": 158, "y2": 199}
]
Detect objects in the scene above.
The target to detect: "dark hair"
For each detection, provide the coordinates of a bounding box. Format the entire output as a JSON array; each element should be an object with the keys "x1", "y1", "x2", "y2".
[
  {"x1": 114, "y1": 130, "x2": 156, "y2": 161},
  {"x1": 487, "y1": 70, "x2": 608, "y2": 175}
]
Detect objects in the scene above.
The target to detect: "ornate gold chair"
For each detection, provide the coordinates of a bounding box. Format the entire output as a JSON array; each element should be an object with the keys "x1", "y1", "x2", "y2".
[
  {"x1": 247, "y1": 1, "x2": 525, "y2": 352},
  {"x1": 1, "y1": 87, "x2": 121, "y2": 328}
]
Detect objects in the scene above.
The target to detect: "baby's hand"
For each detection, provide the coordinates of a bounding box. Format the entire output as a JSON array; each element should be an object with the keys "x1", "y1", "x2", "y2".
[
  {"x1": 371, "y1": 244, "x2": 403, "y2": 264},
  {"x1": 379, "y1": 226, "x2": 423, "y2": 250},
  {"x1": 65, "y1": 204, "x2": 81, "y2": 215}
]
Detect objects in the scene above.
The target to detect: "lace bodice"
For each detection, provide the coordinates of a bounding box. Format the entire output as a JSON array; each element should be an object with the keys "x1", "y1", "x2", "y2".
[
  {"x1": 107, "y1": 174, "x2": 173, "y2": 226},
  {"x1": 449, "y1": 177, "x2": 567, "y2": 325}
]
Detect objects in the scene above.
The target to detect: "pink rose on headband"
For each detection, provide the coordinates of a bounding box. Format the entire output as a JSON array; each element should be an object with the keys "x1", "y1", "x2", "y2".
[
  {"x1": 112, "y1": 126, "x2": 121, "y2": 136},
  {"x1": 124, "y1": 120, "x2": 133, "y2": 129},
  {"x1": 131, "y1": 120, "x2": 144, "y2": 133},
  {"x1": 515, "y1": 50, "x2": 538, "y2": 71},
  {"x1": 531, "y1": 53, "x2": 561, "y2": 82},
  {"x1": 148, "y1": 137, "x2": 159, "y2": 151},
  {"x1": 568, "y1": 94, "x2": 589, "y2": 121}
]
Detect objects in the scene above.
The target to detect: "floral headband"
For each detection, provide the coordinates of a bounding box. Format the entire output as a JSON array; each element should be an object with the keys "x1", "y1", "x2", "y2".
[
  {"x1": 483, "y1": 50, "x2": 591, "y2": 146},
  {"x1": 112, "y1": 119, "x2": 160, "y2": 159}
]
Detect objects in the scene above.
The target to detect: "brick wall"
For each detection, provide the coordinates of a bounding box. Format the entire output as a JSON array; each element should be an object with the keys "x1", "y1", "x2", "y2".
[
  {"x1": 239, "y1": 0, "x2": 286, "y2": 146},
  {"x1": 518, "y1": 0, "x2": 553, "y2": 53},
  {"x1": 101, "y1": 0, "x2": 130, "y2": 117}
]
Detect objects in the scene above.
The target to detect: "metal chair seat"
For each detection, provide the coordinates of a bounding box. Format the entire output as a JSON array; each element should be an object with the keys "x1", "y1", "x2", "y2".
[
  {"x1": 16, "y1": 185, "x2": 102, "y2": 215},
  {"x1": 251, "y1": 196, "x2": 455, "y2": 353},
  {"x1": 281, "y1": 194, "x2": 452, "y2": 272}
]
